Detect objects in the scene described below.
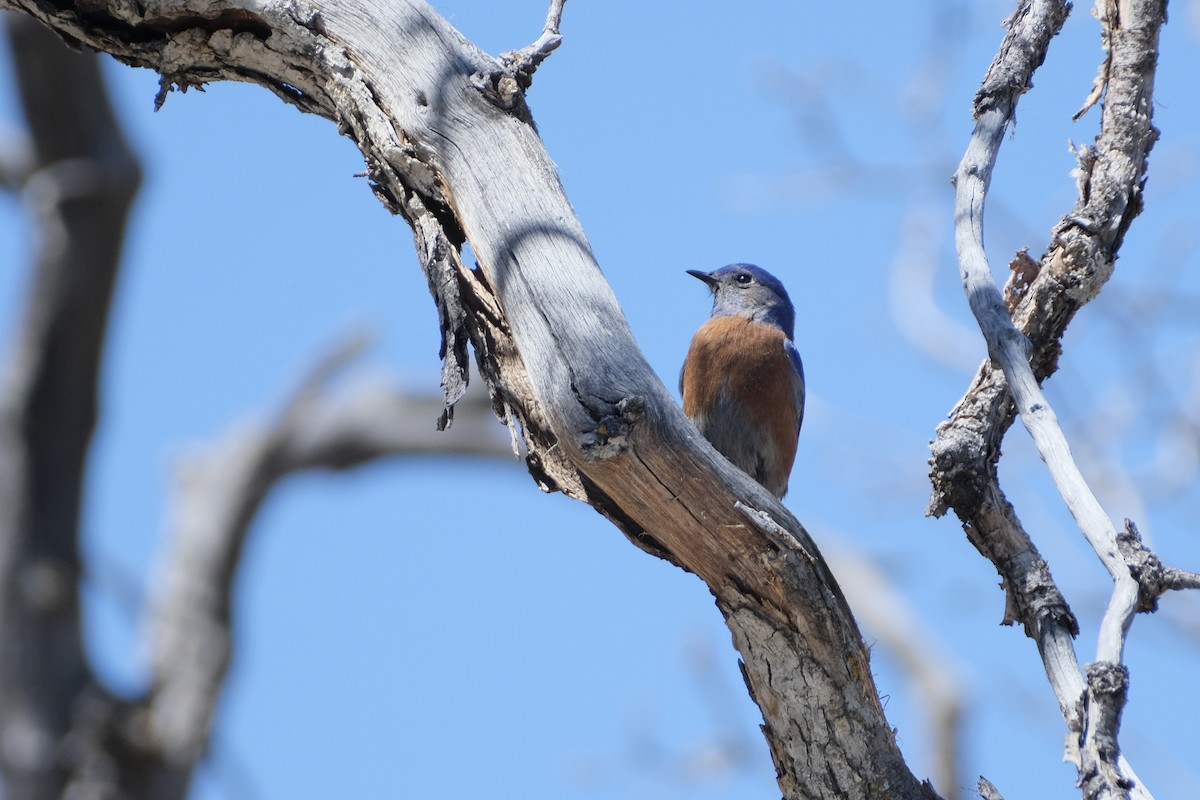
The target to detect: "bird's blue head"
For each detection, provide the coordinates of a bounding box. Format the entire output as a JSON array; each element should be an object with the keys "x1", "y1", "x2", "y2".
[{"x1": 687, "y1": 263, "x2": 796, "y2": 338}]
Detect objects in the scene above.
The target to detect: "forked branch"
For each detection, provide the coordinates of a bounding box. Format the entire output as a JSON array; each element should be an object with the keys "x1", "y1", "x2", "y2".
[{"x1": 940, "y1": 1, "x2": 1175, "y2": 797}]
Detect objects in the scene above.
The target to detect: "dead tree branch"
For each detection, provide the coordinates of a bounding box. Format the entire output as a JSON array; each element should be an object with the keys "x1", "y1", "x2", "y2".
[
  {"x1": 0, "y1": 0, "x2": 942, "y2": 796},
  {"x1": 932, "y1": 1, "x2": 1176, "y2": 797},
  {"x1": 499, "y1": 0, "x2": 567, "y2": 88}
]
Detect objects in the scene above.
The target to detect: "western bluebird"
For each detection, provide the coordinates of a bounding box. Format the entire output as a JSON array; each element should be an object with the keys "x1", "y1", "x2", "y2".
[{"x1": 680, "y1": 264, "x2": 805, "y2": 499}]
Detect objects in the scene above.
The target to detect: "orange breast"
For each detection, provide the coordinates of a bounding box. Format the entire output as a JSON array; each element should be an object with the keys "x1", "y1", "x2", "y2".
[{"x1": 681, "y1": 316, "x2": 801, "y2": 495}]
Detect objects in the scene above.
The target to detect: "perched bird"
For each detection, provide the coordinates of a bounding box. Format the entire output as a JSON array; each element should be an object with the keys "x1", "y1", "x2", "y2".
[{"x1": 680, "y1": 264, "x2": 805, "y2": 498}]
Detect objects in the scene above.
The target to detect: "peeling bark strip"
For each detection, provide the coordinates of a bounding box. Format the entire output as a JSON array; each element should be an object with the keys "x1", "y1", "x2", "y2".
[
  {"x1": 933, "y1": 1, "x2": 1170, "y2": 798},
  {"x1": 0, "y1": 0, "x2": 938, "y2": 797}
]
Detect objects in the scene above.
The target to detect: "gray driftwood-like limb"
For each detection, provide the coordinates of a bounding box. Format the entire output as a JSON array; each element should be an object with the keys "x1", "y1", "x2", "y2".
[
  {"x1": 0, "y1": 15, "x2": 142, "y2": 800},
  {"x1": 953, "y1": 0, "x2": 1138, "y2": 667},
  {"x1": 499, "y1": 0, "x2": 566, "y2": 86},
  {"x1": 0, "y1": 1, "x2": 939, "y2": 796},
  {"x1": 937, "y1": 1, "x2": 1168, "y2": 798},
  {"x1": 141, "y1": 338, "x2": 512, "y2": 797},
  {"x1": 933, "y1": 4, "x2": 1087, "y2": 734}
]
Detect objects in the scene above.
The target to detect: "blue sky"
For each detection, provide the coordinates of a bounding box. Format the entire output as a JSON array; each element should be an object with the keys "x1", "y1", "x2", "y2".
[{"x1": 3, "y1": 1, "x2": 1200, "y2": 797}]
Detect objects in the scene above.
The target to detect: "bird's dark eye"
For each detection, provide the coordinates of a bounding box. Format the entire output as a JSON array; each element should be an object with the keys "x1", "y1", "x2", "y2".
[{"x1": 736, "y1": 273, "x2": 753, "y2": 285}]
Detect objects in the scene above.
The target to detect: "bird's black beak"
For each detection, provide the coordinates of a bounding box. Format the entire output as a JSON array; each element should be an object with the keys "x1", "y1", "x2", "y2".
[{"x1": 686, "y1": 269, "x2": 718, "y2": 289}]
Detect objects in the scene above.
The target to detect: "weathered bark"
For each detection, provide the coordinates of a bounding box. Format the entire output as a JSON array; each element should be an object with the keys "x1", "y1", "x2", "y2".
[
  {"x1": 0, "y1": 0, "x2": 939, "y2": 797},
  {"x1": 932, "y1": 1, "x2": 1174, "y2": 798}
]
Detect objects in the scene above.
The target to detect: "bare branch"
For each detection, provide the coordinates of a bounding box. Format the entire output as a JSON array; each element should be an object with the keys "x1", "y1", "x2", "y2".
[
  {"x1": 953, "y1": 0, "x2": 1138, "y2": 660},
  {"x1": 1163, "y1": 569, "x2": 1200, "y2": 592},
  {"x1": 0, "y1": 14, "x2": 141, "y2": 800},
  {"x1": 977, "y1": 483, "x2": 1084, "y2": 718},
  {"x1": 142, "y1": 339, "x2": 512, "y2": 791},
  {"x1": 930, "y1": 0, "x2": 1166, "y2": 522},
  {"x1": 1071, "y1": 662, "x2": 1134, "y2": 800},
  {"x1": 1114, "y1": 519, "x2": 1200, "y2": 606},
  {"x1": 499, "y1": 0, "x2": 567, "y2": 87},
  {"x1": 939, "y1": 0, "x2": 1169, "y2": 796},
  {"x1": 1073, "y1": 0, "x2": 1118, "y2": 120}
]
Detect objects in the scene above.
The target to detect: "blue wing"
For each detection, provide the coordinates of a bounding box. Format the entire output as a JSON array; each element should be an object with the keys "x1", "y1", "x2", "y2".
[{"x1": 783, "y1": 339, "x2": 805, "y2": 435}]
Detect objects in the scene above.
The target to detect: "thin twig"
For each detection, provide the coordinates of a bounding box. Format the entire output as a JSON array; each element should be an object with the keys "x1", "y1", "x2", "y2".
[
  {"x1": 499, "y1": 0, "x2": 566, "y2": 86},
  {"x1": 1073, "y1": 0, "x2": 1117, "y2": 120}
]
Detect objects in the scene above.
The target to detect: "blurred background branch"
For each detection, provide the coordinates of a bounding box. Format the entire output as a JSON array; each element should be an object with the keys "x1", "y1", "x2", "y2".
[{"x1": 0, "y1": 14, "x2": 140, "y2": 799}]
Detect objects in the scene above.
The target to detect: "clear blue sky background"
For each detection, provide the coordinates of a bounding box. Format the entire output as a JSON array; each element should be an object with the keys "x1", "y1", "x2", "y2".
[{"x1": 3, "y1": 1, "x2": 1200, "y2": 798}]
